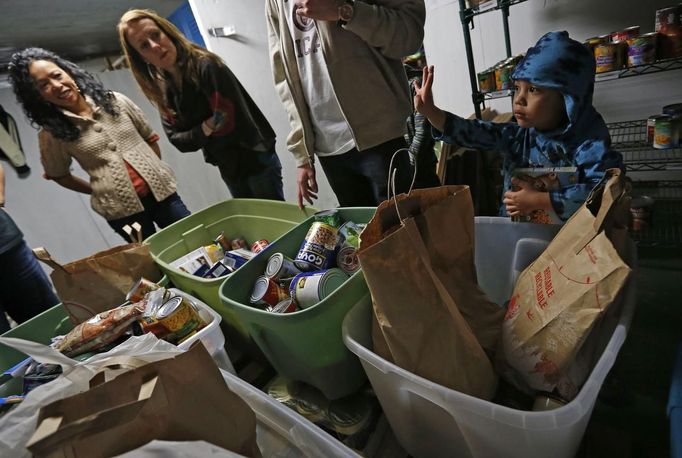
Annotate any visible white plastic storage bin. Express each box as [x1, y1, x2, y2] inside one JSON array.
[[343, 217, 637, 458], [169, 288, 234, 374], [222, 369, 360, 457]]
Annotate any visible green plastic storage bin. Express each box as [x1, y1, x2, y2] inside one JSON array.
[[219, 208, 375, 400], [145, 199, 316, 341]]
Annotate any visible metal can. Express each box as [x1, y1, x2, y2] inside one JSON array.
[[294, 221, 339, 271], [126, 277, 160, 303], [648, 114, 668, 144], [139, 296, 203, 344], [595, 41, 625, 73], [494, 60, 515, 91], [265, 252, 302, 282], [611, 26, 640, 43], [627, 33, 658, 66], [477, 69, 496, 93], [231, 236, 249, 250], [289, 268, 348, 309], [250, 275, 290, 306], [654, 115, 673, 149], [337, 221, 363, 249], [663, 104, 682, 147], [251, 239, 269, 254], [215, 232, 231, 251], [313, 209, 342, 227], [337, 246, 360, 275], [265, 297, 297, 314], [656, 6, 682, 58]]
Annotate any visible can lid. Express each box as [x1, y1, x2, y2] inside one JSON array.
[[156, 296, 183, 319], [250, 276, 270, 303], [265, 253, 284, 278], [318, 268, 349, 299], [270, 298, 294, 313]]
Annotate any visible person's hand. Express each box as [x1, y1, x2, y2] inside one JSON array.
[[295, 0, 340, 21], [414, 66, 446, 131], [297, 163, 318, 208], [503, 177, 552, 217]]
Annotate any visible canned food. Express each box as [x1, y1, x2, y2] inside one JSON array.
[[139, 296, 203, 344], [314, 209, 342, 227], [250, 275, 290, 306], [289, 268, 348, 309], [265, 298, 297, 314], [294, 221, 339, 271], [126, 277, 160, 303], [337, 246, 360, 275], [656, 6, 682, 58], [611, 26, 640, 43], [663, 104, 682, 147], [265, 252, 302, 282], [648, 115, 668, 144], [595, 41, 626, 73], [494, 61, 515, 91], [231, 236, 249, 250], [654, 115, 673, 149], [627, 33, 658, 66], [477, 69, 496, 93], [251, 239, 269, 254], [215, 232, 231, 251], [630, 196, 655, 232], [337, 221, 363, 249]]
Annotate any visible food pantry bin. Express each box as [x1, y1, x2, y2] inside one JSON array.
[[0, 288, 233, 397], [342, 217, 637, 458], [144, 199, 316, 340], [219, 208, 375, 400]]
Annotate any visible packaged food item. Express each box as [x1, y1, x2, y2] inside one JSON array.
[[663, 103, 682, 147], [648, 114, 668, 143], [314, 209, 342, 227], [170, 245, 223, 276], [265, 252, 302, 282], [477, 69, 496, 93], [215, 232, 232, 251], [289, 268, 348, 309], [294, 221, 339, 271], [584, 34, 610, 54], [656, 5, 682, 58], [251, 239, 270, 254], [611, 26, 640, 43], [55, 302, 145, 357], [202, 260, 234, 279], [224, 248, 255, 270], [138, 295, 204, 344], [595, 41, 626, 73], [125, 277, 160, 303], [231, 236, 249, 250], [250, 275, 290, 306], [654, 114, 674, 149], [494, 59, 516, 91], [627, 33, 658, 66]]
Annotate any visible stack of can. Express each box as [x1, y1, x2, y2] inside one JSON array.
[[477, 55, 523, 94], [249, 210, 364, 314], [649, 103, 682, 149]]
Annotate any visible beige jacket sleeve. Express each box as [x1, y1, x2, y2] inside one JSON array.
[[344, 0, 426, 59], [265, 0, 313, 167], [38, 130, 72, 178], [114, 92, 157, 142]]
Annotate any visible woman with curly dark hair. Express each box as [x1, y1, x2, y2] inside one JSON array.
[[8, 47, 190, 241], [118, 9, 284, 201]]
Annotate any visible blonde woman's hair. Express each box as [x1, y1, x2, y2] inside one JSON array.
[[117, 9, 222, 110]]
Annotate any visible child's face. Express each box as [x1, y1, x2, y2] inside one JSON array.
[[513, 80, 567, 132]]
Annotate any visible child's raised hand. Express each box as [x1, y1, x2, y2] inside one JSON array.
[[413, 66, 446, 131], [504, 177, 552, 217]]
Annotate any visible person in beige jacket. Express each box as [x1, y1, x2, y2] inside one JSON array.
[[9, 48, 190, 241], [267, 0, 425, 208]]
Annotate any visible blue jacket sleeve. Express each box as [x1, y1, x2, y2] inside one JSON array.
[[548, 140, 624, 220], [432, 111, 521, 152]]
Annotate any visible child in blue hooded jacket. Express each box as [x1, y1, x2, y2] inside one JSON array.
[[414, 31, 623, 222]]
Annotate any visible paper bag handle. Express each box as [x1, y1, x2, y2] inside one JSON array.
[[33, 247, 68, 273], [387, 148, 417, 225], [122, 223, 143, 244], [88, 355, 151, 388], [590, 168, 625, 233]]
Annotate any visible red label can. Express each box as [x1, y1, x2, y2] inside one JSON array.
[[251, 239, 270, 253], [250, 275, 290, 306]]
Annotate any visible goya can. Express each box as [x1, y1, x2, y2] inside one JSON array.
[[654, 115, 673, 149], [289, 268, 348, 309], [627, 33, 658, 66], [250, 275, 290, 306], [251, 239, 270, 254], [294, 221, 338, 271], [266, 252, 302, 282], [337, 246, 360, 275], [126, 277, 160, 303], [139, 296, 203, 344]]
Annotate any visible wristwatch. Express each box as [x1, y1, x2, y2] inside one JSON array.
[[338, 0, 355, 27]]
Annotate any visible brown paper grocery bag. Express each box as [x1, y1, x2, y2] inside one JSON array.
[[27, 342, 260, 458], [34, 243, 162, 324], [501, 169, 632, 399], [358, 186, 503, 400]]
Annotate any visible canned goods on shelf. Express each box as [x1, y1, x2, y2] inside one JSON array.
[[611, 26, 640, 43], [477, 69, 496, 93], [494, 60, 515, 91], [289, 268, 348, 309], [648, 114, 668, 144], [595, 41, 626, 73], [654, 114, 674, 149], [626, 33, 658, 66]]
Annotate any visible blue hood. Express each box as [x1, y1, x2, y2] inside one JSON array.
[[512, 31, 607, 142]]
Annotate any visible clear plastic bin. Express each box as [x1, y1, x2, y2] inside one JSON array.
[[342, 217, 637, 458], [144, 199, 316, 341], [219, 208, 375, 400]]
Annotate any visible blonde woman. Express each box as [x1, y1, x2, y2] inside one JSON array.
[[118, 9, 284, 200]]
